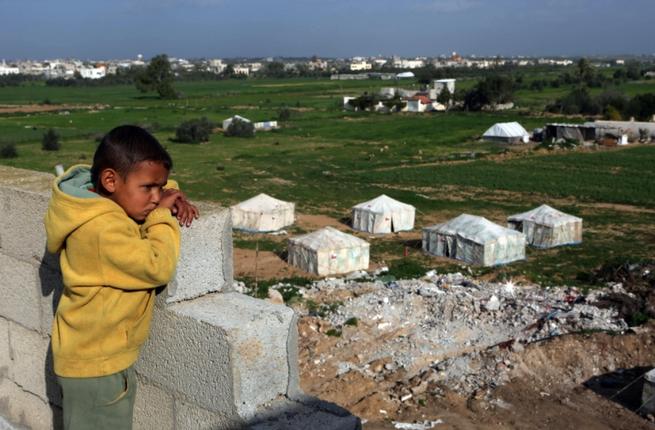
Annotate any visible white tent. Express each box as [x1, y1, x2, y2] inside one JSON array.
[[222, 115, 251, 130], [231, 193, 295, 232], [423, 214, 526, 266], [352, 194, 415, 234], [507, 204, 582, 248], [288, 227, 370, 276], [483, 122, 530, 144]]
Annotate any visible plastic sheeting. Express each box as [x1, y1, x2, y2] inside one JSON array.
[[231, 193, 295, 232], [507, 204, 582, 248], [483, 122, 529, 143], [423, 214, 526, 266], [288, 227, 370, 276], [222, 115, 251, 130], [352, 194, 415, 234]]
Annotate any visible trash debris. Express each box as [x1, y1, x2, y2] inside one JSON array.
[[393, 419, 444, 429]]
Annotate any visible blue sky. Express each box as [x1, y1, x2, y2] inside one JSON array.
[[1, 0, 653, 59]]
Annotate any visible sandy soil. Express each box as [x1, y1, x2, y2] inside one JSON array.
[[300, 323, 655, 430]]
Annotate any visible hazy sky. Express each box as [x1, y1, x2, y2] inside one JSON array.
[[2, 0, 653, 59]]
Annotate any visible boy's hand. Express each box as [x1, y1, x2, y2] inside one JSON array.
[[158, 189, 199, 227], [172, 196, 199, 227]]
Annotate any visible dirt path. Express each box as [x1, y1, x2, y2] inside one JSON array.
[[0, 103, 109, 114]]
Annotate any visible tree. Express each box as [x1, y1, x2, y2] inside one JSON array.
[[224, 118, 255, 138], [42, 128, 60, 151], [463, 75, 514, 111], [0, 143, 18, 158], [135, 54, 177, 99], [436, 86, 452, 106], [261, 61, 287, 78], [175, 117, 214, 143]]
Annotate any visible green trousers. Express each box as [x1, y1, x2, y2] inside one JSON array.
[[57, 366, 137, 430]]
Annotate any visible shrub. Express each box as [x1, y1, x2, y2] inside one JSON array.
[[277, 107, 291, 121], [224, 118, 255, 138], [0, 143, 18, 158], [175, 117, 214, 143], [42, 129, 60, 151]]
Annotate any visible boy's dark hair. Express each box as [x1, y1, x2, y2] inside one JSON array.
[[91, 125, 172, 190]]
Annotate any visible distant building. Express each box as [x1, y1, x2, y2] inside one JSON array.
[[350, 61, 372, 71], [233, 66, 250, 76], [79, 66, 106, 80], [0, 61, 19, 76]]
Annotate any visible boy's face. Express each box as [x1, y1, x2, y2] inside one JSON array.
[[102, 161, 170, 222]]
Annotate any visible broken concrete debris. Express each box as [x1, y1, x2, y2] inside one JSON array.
[[264, 270, 629, 399]]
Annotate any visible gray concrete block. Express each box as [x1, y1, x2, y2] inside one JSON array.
[[0, 254, 42, 333], [0, 377, 60, 430], [0, 319, 9, 378], [0, 187, 51, 266], [167, 204, 234, 303], [7, 322, 59, 406], [170, 293, 295, 419], [133, 375, 174, 430], [174, 399, 242, 430], [137, 293, 295, 421], [136, 302, 236, 418]]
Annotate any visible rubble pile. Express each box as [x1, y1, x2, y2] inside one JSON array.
[[273, 271, 630, 397]]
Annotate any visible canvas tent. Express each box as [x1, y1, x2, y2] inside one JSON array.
[[507, 204, 582, 248], [352, 194, 415, 234], [288, 227, 370, 276], [423, 214, 526, 266], [483, 122, 530, 144], [230, 193, 295, 232]]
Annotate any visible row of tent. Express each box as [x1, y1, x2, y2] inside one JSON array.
[[230, 193, 582, 276]]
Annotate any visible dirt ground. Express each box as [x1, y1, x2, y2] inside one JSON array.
[[0, 103, 109, 114], [300, 322, 655, 430]]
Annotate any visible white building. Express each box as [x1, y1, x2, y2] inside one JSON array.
[[0, 61, 19, 76], [350, 61, 372, 71], [79, 66, 106, 79], [233, 66, 250, 76]]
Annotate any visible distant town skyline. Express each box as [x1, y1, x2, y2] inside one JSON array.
[[2, 0, 653, 60]]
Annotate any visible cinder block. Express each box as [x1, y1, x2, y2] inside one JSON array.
[[0, 254, 42, 332], [167, 204, 233, 303], [174, 399, 242, 430], [133, 375, 174, 430], [0, 187, 51, 266], [0, 377, 60, 430], [0, 318, 9, 377], [7, 322, 59, 406], [137, 293, 295, 421]]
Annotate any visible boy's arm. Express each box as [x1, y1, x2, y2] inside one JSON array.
[[98, 208, 181, 290]]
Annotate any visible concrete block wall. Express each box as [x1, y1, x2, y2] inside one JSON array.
[[0, 165, 360, 430]]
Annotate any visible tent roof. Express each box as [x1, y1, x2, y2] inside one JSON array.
[[232, 193, 293, 212], [290, 227, 369, 251], [483, 122, 529, 138], [508, 204, 581, 226], [225, 114, 251, 123], [424, 214, 523, 245], [352, 194, 415, 213]]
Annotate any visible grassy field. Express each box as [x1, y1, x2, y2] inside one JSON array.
[[1, 77, 654, 287]]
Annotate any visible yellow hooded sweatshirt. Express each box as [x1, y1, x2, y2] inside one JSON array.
[[44, 165, 180, 378]]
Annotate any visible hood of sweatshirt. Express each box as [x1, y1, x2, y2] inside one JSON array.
[[44, 164, 124, 253]]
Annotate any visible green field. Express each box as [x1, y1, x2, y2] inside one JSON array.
[[1, 77, 654, 287]]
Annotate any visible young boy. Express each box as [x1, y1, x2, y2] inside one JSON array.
[[44, 125, 198, 429]]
